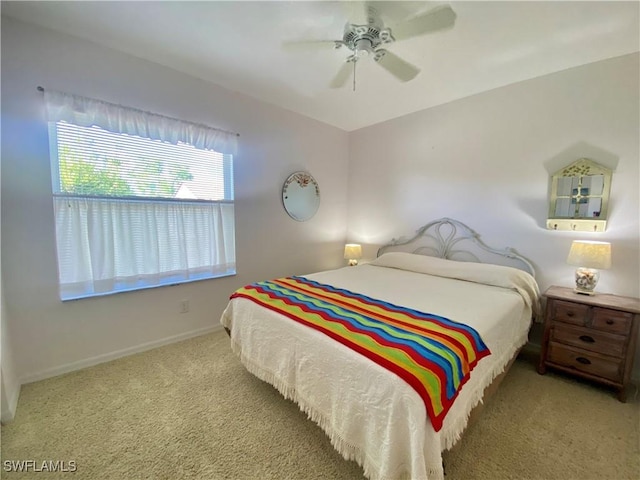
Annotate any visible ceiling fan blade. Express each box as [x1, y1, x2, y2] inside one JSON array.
[[329, 62, 353, 89], [366, 1, 415, 24], [282, 40, 342, 52], [374, 50, 420, 82], [363, 1, 383, 28], [390, 5, 456, 42]]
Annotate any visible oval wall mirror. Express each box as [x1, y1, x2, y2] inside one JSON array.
[[282, 171, 320, 221]]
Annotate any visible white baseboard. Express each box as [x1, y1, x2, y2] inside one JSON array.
[[20, 324, 222, 386]]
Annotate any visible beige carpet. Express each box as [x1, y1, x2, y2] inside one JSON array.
[[1, 330, 638, 480]]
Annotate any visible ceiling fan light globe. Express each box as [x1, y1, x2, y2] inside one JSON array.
[[355, 38, 373, 53]]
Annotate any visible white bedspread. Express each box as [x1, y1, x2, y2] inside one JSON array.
[[221, 255, 539, 480]]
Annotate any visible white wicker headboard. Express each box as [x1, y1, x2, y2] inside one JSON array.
[[377, 218, 536, 277]]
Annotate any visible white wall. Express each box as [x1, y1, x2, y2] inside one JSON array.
[[2, 14, 639, 399], [1, 90, 20, 421], [1, 282, 20, 423], [1, 146, 20, 422], [348, 53, 640, 376], [0, 16, 349, 384]]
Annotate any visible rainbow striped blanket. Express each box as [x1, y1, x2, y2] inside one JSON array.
[[230, 276, 491, 431]]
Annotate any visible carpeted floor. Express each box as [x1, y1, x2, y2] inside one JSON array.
[[1, 329, 638, 480]]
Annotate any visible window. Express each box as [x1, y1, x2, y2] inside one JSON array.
[[44, 90, 238, 300]]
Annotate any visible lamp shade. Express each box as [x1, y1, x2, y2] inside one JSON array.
[[344, 243, 362, 260], [566, 240, 611, 269]]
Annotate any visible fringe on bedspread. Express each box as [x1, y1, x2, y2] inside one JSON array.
[[227, 330, 528, 480], [227, 335, 441, 480], [439, 331, 529, 452]]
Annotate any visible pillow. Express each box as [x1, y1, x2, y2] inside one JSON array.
[[370, 252, 541, 315]]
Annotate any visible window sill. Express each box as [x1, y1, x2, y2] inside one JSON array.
[[60, 270, 236, 302]]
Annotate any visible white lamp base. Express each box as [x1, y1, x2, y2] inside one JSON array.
[[574, 267, 600, 295], [348, 259, 358, 266]]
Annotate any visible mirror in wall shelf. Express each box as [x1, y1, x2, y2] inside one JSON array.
[[547, 158, 612, 232], [282, 171, 320, 221]]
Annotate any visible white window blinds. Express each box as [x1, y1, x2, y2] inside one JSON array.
[[45, 90, 237, 300]]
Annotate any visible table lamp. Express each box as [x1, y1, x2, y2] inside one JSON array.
[[344, 244, 362, 266], [566, 240, 611, 295]]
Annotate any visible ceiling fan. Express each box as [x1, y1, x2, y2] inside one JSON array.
[[284, 2, 457, 90]]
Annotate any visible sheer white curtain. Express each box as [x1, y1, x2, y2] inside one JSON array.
[[54, 198, 235, 298], [45, 90, 238, 300]]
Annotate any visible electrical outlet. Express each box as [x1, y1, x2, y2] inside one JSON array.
[[180, 300, 189, 314]]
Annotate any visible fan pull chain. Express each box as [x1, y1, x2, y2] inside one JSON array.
[[353, 60, 356, 92]]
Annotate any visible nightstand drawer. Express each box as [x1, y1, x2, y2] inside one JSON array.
[[552, 323, 626, 358], [548, 342, 622, 382], [592, 308, 632, 335], [553, 300, 589, 326]]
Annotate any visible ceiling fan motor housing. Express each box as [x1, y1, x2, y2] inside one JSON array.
[[343, 24, 394, 55]]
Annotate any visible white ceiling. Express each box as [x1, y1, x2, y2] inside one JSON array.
[[2, 1, 639, 131]]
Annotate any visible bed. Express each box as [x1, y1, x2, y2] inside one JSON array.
[[220, 218, 540, 480]]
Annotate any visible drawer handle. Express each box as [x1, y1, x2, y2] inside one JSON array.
[[576, 357, 591, 365], [566, 312, 575, 317], [579, 335, 595, 343], [606, 319, 614, 325]]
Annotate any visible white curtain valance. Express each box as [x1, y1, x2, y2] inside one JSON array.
[[44, 89, 238, 156]]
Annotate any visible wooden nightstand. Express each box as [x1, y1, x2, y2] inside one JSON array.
[[537, 286, 640, 402]]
